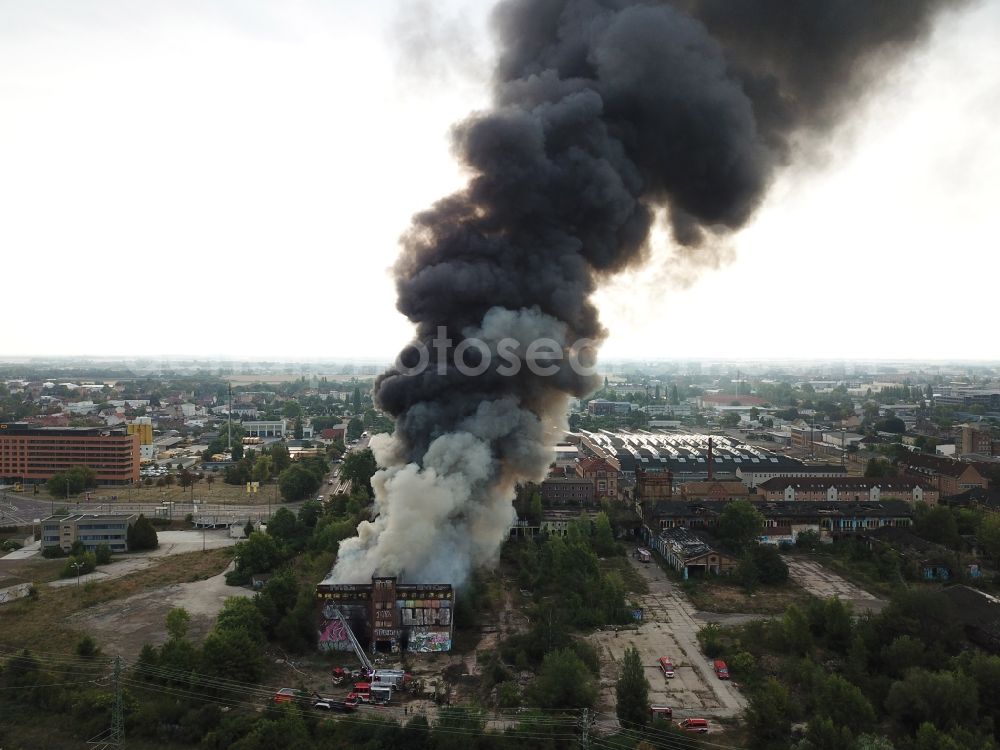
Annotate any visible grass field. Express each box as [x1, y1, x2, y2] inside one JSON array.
[[681, 576, 813, 615], [0, 547, 233, 656]]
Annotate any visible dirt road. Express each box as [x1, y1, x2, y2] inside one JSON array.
[[589, 558, 748, 730]]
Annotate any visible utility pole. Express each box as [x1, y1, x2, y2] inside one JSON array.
[[580, 708, 589, 750], [111, 655, 124, 747]]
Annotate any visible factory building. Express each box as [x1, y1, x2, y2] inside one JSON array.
[[316, 575, 453, 654]]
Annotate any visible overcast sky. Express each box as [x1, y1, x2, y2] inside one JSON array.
[[1, 0, 998, 363]]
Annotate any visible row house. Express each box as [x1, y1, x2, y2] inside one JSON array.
[[757, 477, 938, 505], [897, 453, 990, 496]]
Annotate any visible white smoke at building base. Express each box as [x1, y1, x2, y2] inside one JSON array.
[[330, 308, 575, 584]]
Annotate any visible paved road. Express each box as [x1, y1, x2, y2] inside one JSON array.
[[784, 557, 885, 613], [589, 557, 748, 731]]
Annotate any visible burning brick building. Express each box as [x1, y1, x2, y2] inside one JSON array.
[[316, 575, 453, 654]]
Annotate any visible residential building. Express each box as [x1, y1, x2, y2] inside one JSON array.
[[736, 463, 848, 489], [0, 423, 140, 485], [959, 424, 995, 456], [231, 405, 260, 420], [40, 512, 138, 554], [576, 455, 619, 499], [540, 476, 595, 505], [897, 453, 989, 496], [757, 477, 938, 505]]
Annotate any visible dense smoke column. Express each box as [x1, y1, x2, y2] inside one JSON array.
[[330, 0, 962, 585]]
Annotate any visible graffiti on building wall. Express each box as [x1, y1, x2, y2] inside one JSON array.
[[398, 599, 451, 627], [317, 603, 354, 652], [409, 629, 451, 653]]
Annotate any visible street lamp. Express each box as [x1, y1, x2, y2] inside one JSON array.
[[71, 560, 84, 588]]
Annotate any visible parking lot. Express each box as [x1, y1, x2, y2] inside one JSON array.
[[589, 557, 748, 730]]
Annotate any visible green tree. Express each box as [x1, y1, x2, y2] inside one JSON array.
[[801, 717, 854, 750], [528, 491, 543, 524], [127, 514, 159, 551], [278, 464, 321, 502], [251, 454, 272, 483], [94, 543, 112, 565], [178, 468, 196, 488], [593, 512, 616, 556], [341, 448, 377, 497], [817, 674, 875, 730], [720, 412, 741, 427], [233, 532, 283, 575], [346, 417, 364, 441], [530, 648, 597, 709], [718, 500, 764, 552], [46, 465, 97, 497], [270, 443, 291, 474], [783, 604, 813, 656], [352, 387, 362, 413], [745, 677, 791, 750], [293, 418, 303, 440], [165, 607, 191, 641], [615, 646, 650, 727], [282, 400, 303, 420], [215, 597, 266, 645], [885, 669, 978, 733], [915, 505, 960, 548], [267, 507, 302, 549], [751, 544, 789, 584], [202, 627, 264, 683]]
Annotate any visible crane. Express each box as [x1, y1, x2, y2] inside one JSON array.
[[329, 608, 373, 684]]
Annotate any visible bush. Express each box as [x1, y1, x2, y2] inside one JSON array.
[[796, 530, 821, 549], [41, 546, 65, 561], [76, 634, 100, 659], [61, 552, 97, 578], [95, 543, 112, 565], [752, 544, 789, 585]]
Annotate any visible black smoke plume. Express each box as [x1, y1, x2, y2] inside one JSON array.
[[330, 0, 964, 584]]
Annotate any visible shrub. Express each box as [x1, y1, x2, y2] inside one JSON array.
[[95, 543, 112, 565], [76, 634, 100, 659], [61, 552, 97, 578]]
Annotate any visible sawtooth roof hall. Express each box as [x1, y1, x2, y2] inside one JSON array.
[[578, 430, 836, 482]]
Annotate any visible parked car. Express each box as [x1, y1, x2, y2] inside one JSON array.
[[314, 700, 357, 713], [714, 659, 729, 680], [678, 718, 709, 734], [658, 657, 675, 678]]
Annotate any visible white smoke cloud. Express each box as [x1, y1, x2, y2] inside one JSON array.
[[328, 308, 573, 585]]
